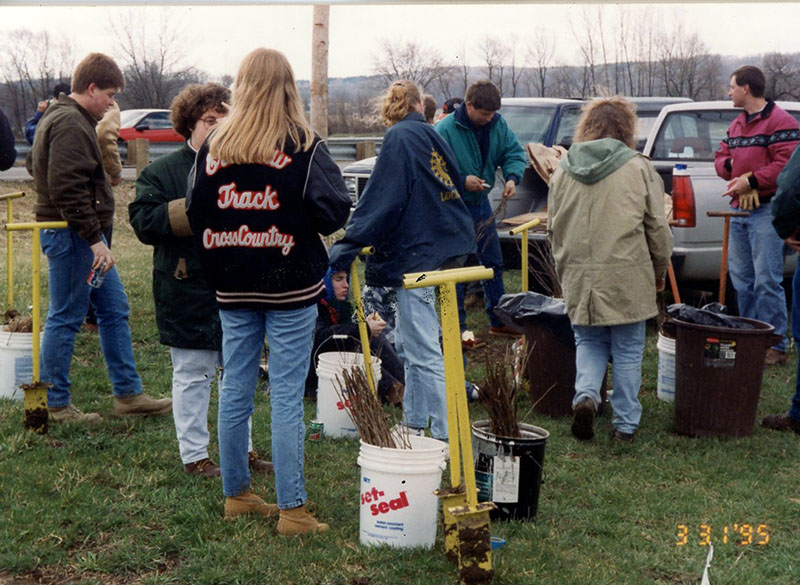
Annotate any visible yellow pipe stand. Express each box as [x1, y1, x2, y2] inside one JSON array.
[[4, 220, 68, 434], [403, 265, 496, 585], [349, 246, 377, 396], [508, 218, 541, 293], [1, 191, 25, 309]]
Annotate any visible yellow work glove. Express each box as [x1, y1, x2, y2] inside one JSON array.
[[738, 172, 760, 210]]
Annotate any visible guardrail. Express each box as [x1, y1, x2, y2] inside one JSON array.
[[12, 136, 383, 165]]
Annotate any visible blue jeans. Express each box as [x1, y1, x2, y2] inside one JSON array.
[[40, 228, 142, 408], [457, 198, 505, 330], [729, 204, 787, 352], [218, 305, 316, 508], [572, 321, 646, 435], [394, 286, 448, 440]]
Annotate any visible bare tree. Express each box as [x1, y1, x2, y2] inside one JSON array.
[[110, 9, 200, 108], [477, 36, 509, 91], [570, 7, 599, 97], [527, 33, 555, 97], [763, 52, 800, 100], [372, 38, 452, 91], [0, 29, 73, 133], [506, 35, 527, 97], [655, 20, 719, 99]]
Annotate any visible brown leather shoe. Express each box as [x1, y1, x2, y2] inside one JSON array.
[[610, 429, 635, 442], [761, 413, 800, 434], [248, 451, 273, 474], [277, 503, 329, 535], [184, 458, 220, 478], [224, 490, 279, 520], [571, 397, 596, 441], [764, 348, 788, 367]]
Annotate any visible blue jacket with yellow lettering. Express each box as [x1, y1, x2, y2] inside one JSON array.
[[330, 112, 476, 287]]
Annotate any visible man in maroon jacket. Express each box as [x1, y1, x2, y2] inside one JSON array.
[[715, 65, 800, 366]]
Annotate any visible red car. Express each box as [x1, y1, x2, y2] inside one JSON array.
[[118, 109, 184, 143]]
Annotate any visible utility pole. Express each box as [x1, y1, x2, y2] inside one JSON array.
[[311, 5, 329, 139]]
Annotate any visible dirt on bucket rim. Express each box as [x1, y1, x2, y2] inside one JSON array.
[[2, 310, 34, 333]]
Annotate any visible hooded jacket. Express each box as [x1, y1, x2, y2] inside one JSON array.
[[547, 138, 673, 326], [435, 103, 527, 206], [771, 144, 800, 239], [329, 112, 476, 287]]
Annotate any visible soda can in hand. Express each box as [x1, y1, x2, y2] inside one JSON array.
[[87, 263, 107, 288]]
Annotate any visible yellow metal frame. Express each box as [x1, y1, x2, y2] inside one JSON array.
[[508, 217, 541, 293], [403, 265, 496, 581], [1, 191, 26, 308], [348, 246, 377, 396], [3, 221, 68, 383]]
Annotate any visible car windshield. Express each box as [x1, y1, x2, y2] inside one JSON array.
[[120, 110, 148, 127], [499, 105, 559, 144]]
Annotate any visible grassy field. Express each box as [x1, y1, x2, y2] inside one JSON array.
[[1, 180, 799, 585]]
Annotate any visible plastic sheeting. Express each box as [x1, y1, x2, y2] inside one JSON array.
[[494, 292, 575, 347], [666, 303, 755, 330]]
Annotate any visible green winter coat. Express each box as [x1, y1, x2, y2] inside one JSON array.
[[435, 108, 527, 206], [547, 138, 673, 326], [129, 143, 221, 351]]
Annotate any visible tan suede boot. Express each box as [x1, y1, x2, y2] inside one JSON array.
[[277, 504, 329, 535], [224, 490, 279, 520], [113, 393, 172, 417]]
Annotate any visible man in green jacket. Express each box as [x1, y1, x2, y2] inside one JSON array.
[[130, 83, 271, 478], [32, 52, 171, 424], [436, 80, 527, 341]]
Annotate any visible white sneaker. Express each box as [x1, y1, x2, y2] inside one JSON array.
[[466, 383, 480, 402], [390, 423, 426, 439]]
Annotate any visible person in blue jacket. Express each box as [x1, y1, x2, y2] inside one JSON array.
[[436, 80, 527, 343], [329, 79, 476, 442], [768, 143, 800, 435], [25, 83, 71, 145]]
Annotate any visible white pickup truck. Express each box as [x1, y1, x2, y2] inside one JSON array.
[[641, 100, 800, 283]]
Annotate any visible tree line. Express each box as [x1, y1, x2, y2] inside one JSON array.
[[3, 7, 800, 138]]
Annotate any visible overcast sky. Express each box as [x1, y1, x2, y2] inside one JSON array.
[[1, 3, 800, 81]]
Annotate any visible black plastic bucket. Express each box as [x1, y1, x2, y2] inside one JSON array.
[[471, 420, 548, 521]]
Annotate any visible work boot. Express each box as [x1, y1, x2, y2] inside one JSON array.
[[764, 349, 788, 367], [277, 503, 329, 535], [609, 429, 635, 442], [113, 393, 172, 417], [248, 451, 273, 474], [760, 413, 800, 434], [571, 397, 596, 441], [224, 490, 279, 520], [184, 458, 221, 478], [48, 404, 102, 424]]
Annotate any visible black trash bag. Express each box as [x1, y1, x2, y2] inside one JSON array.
[[666, 303, 755, 330], [494, 292, 575, 347]]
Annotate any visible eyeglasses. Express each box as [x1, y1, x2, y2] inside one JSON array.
[[200, 117, 223, 128]]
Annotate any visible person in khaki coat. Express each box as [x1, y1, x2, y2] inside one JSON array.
[[547, 96, 672, 442]]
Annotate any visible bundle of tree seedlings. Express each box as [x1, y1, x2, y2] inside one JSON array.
[[479, 349, 521, 438], [528, 240, 562, 298], [334, 366, 409, 449], [2, 311, 33, 333]]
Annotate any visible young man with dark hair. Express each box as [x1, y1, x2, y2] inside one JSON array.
[[32, 52, 171, 423], [714, 65, 800, 366], [435, 79, 527, 343]]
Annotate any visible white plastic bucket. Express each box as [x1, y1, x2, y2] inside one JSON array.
[[316, 351, 381, 438], [0, 330, 37, 401], [357, 435, 447, 549], [657, 333, 676, 402]]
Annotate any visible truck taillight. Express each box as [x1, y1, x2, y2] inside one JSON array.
[[672, 164, 696, 228]]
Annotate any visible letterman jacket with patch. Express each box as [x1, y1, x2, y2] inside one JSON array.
[[186, 135, 351, 311], [714, 99, 800, 203]]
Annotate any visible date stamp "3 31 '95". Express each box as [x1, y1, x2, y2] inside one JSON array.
[[676, 523, 770, 546]]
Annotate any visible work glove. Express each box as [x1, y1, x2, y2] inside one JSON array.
[[738, 172, 760, 210]]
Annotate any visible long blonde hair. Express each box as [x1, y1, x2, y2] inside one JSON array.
[[210, 48, 314, 163], [380, 80, 421, 127]]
